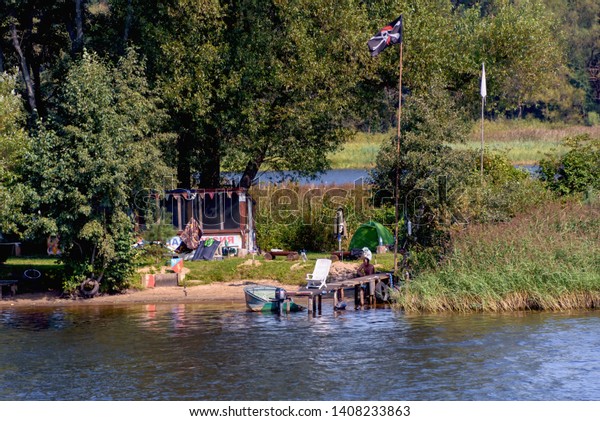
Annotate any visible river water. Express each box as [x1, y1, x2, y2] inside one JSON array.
[[1, 302, 599, 401], [224, 166, 538, 186]]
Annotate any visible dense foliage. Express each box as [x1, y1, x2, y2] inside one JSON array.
[[539, 134, 600, 196], [252, 182, 395, 252], [0, 72, 29, 234], [1, 0, 597, 188], [22, 51, 173, 292]]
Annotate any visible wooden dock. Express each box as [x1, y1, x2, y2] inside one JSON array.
[[286, 273, 393, 314]]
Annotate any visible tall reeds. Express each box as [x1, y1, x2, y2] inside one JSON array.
[[394, 200, 600, 312]]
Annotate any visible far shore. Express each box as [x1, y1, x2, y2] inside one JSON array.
[[0, 279, 296, 308]]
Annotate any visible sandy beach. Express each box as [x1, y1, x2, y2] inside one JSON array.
[[0, 261, 363, 308], [0, 279, 296, 308]]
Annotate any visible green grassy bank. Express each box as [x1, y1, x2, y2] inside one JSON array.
[[0, 257, 64, 293], [182, 252, 396, 287], [329, 120, 600, 168], [392, 200, 600, 313]]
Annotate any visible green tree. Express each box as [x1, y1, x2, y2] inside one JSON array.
[[134, 0, 394, 188], [0, 0, 85, 119], [539, 134, 600, 195], [135, 0, 226, 188], [443, 0, 571, 119], [370, 82, 473, 251], [544, 0, 600, 114], [359, 0, 571, 127], [0, 71, 30, 234], [223, 0, 383, 188], [23, 50, 173, 292]]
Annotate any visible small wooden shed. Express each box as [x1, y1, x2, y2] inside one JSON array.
[[163, 188, 255, 256]]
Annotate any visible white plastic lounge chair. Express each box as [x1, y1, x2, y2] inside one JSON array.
[[306, 259, 332, 289]]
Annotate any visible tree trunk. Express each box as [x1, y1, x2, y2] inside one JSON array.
[[200, 138, 221, 188], [123, 0, 133, 44], [197, 125, 221, 188], [73, 0, 84, 53], [9, 22, 37, 116], [177, 125, 223, 189], [201, 158, 221, 188], [239, 151, 266, 189], [176, 132, 193, 189], [30, 57, 45, 118]]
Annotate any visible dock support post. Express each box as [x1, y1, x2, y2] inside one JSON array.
[[333, 289, 338, 310], [308, 296, 313, 314], [312, 295, 317, 314], [369, 279, 376, 305], [359, 285, 365, 308], [354, 285, 360, 309], [317, 294, 322, 314]]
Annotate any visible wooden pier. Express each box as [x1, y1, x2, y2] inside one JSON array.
[[286, 273, 393, 314]]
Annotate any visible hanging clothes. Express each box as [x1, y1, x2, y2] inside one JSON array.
[[179, 218, 202, 250]]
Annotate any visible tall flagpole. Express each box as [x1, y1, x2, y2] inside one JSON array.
[[393, 41, 403, 274], [367, 14, 404, 275], [480, 95, 484, 179], [480, 63, 487, 180]]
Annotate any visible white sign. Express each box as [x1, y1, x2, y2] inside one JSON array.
[[202, 235, 242, 248]]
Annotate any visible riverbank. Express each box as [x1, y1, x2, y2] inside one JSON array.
[[0, 259, 368, 308], [0, 279, 288, 308]]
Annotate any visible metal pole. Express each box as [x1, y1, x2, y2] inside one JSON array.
[[393, 42, 404, 274], [480, 96, 484, 180]]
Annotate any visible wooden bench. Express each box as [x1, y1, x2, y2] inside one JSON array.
[[263, 251, 300, 261], [0, 280, 18, 298]]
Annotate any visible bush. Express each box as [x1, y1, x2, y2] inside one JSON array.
[[252, 182, 387, 252], [464, 151, 552, 223], [587, 112, 600, 126], [539, 134, 600, 195]]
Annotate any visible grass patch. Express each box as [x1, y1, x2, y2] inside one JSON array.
[[393, 200, 600, 313], [183, 251, 398, 286], [0, 256, 64, 293], [329, 121, 600, 168], [461, 119, 600, 165], [328, 131, 389, 169], [184, 255, 319, 286]]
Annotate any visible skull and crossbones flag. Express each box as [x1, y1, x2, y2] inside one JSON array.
[[367, 15, 403, 57]]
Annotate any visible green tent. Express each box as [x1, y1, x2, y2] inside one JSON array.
[[349, 221, 395, 252]]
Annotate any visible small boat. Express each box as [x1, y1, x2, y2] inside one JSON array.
[[243, 285, 305, 313]]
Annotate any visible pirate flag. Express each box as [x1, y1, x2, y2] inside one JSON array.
[[367, 15, 403, 57]]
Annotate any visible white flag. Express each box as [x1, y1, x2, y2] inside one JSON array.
[[481, 63, 487, 98]]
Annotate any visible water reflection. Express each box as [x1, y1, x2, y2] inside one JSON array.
[[1, 305, 599, 400], [0, 309, 72, 331]]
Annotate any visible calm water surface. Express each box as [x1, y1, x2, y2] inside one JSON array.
[[1, 303, 599, 401]]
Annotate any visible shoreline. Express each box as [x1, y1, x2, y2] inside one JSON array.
[[0, 279, 295, 308]]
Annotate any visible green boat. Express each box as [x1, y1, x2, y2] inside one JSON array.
[[243, 285, 305, 313]]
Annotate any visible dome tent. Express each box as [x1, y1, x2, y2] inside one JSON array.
[[349, 221, 394, 253]]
